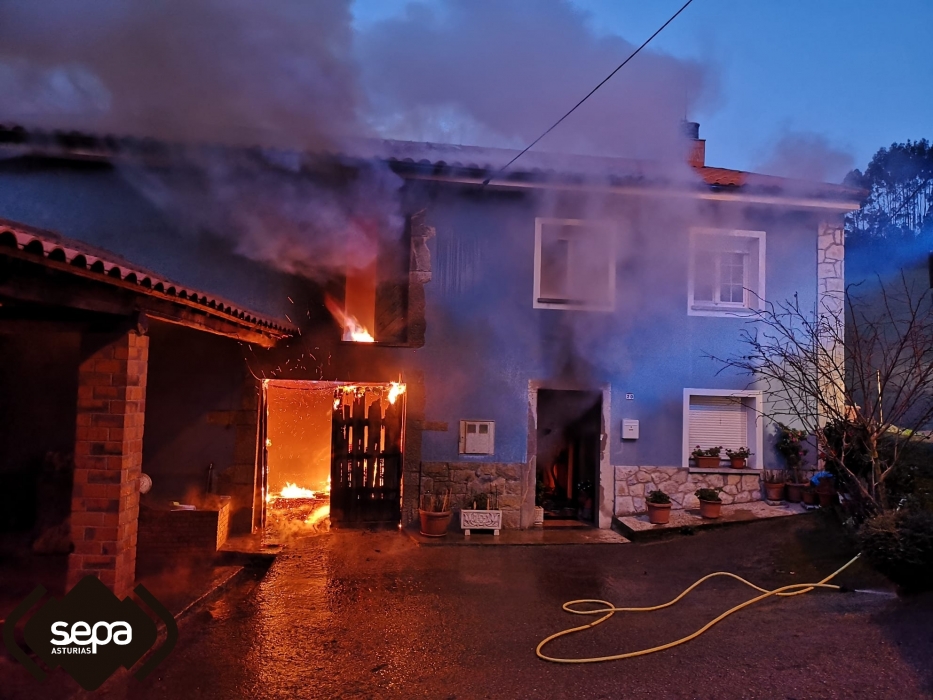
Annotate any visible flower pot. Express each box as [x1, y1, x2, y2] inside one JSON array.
[[460, 508, 503, 536], [802, 489, 818, 506], [694, 456, 722, 469], [646, 502, 672, 525], [729, 457, 747, 469], [533, 506, 545, 526], [785, 482, 806, 503], [698, 499, 722, 519], [419, 509, 452, 537], [764, 482, 785, 501], [818, 491, 836, 508]]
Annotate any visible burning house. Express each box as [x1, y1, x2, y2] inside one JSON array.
[[0, 123, 862, 598]]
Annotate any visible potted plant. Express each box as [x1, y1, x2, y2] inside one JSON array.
[[764, 470, 785, 501], [725, 447, 751, 469], [691, 445, 723, 469], [460, 489, 503, 537], [776, 424, 809, 502], [814, 471, 836, 508], [419, 489, 451, 537], [646, 489, 672, 525], [695, 487, 723, 519], [533, 478, 545, 526], [802, 486, 818, 506]]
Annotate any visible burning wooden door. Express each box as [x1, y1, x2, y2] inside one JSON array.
[[330, 390, 404, 525]]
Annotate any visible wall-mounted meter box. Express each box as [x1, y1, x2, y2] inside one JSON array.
[[622, 419, 639, 440], [459, 420, 495, 454]]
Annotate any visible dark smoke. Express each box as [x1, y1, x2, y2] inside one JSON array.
[[358, 0, 716, 160], [0, 0, 718, 278]]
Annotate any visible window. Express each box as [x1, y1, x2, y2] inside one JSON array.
[[459, 420, 495, 455], [682, 389, 763, 470], [327, 219, 412, 344], [534, 218, 615, 310], [688, 229, 765, 316]]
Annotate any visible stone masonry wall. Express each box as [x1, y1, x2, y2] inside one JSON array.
[[420, 462, 525, 528], [614, 466, 763, 515]]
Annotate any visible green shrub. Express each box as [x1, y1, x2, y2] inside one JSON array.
[[646, 489, 671, 505], [694, 487, 722, 503], [859, 510, 933, 592]]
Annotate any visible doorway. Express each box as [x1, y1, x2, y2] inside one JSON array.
[[536, 389, 602, 526], [261, 380, 405, 532]]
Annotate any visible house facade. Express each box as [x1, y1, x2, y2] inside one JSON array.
[[0, 125, 861, 595]]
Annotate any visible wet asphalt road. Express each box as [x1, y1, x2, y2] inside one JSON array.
[[4, 514, 933, 699]]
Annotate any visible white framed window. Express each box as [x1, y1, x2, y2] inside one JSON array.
[[681, 389, 763, 470], [688, 228, 765, 316], [533, 218, 615, 311]]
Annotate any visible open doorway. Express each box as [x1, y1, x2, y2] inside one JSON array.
[[536, 389, 602, 526], [261, 380, 406, 533]]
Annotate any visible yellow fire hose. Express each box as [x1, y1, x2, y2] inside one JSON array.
[[536, 553, 862, 663]]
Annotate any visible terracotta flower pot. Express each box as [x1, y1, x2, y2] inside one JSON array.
[[419, 509, 452, 537], [802, 489, 818, 506], [698, 499, 722, 519], [818, 491, 836, 508], [729, 457, 747, 469], [646, 502, 672, 525], [764, 482, 785, 501], [694, 456, 721, 469], [785, 483, 806, 503]]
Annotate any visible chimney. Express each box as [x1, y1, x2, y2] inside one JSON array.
[[682, 120, 705, 168]]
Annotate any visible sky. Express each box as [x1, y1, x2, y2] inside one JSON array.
[[352, 0, 933, 180]]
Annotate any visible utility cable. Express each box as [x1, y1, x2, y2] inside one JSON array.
[[483, 0, 697, 186], [536, 553, 861, 663]]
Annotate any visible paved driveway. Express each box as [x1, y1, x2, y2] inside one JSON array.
[[4, 514, 932, 699]]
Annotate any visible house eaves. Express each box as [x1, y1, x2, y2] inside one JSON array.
[[0, 219, 295, 347]]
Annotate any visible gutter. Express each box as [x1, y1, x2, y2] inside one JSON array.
[[400, 171, 862, 213]]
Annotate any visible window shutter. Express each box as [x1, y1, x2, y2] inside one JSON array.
[[688, 396, 747, 450]]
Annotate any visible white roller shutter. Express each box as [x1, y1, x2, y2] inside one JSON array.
[[688, 395, 747, 451]]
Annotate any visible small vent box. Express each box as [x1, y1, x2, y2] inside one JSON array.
[[459, 420, 495, 455]]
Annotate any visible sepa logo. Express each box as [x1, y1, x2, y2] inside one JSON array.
[[3, 576, 177, 691]]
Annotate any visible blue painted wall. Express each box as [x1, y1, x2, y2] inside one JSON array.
[[0, 159, 828, 473]]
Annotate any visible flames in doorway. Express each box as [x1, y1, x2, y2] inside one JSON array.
[[266, 478, 332, 533]]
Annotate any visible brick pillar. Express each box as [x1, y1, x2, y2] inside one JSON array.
[[67, 330, 148, 599]]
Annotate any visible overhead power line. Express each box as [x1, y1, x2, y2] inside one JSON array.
[[483, 0, 697, 186]]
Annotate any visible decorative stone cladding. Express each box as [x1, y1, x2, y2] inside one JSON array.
[[817, 222, 845, 316], [419, 462, 525, 529], [614, 466, 763, 515]]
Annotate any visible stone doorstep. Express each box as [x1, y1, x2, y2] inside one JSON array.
[[403, 525, 629, 546], [614, 501, 809, 540]]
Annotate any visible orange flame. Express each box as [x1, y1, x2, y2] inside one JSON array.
[[279, 482, 316, 499], [388, 382, 405, 405], [324, 295, 374, 343]]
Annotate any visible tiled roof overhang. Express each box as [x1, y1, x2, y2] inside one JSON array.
[[0, 219, 295, 347]]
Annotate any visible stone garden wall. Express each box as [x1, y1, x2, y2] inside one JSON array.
[[614, 466, 763, 516], [419, 462, 526, 528]]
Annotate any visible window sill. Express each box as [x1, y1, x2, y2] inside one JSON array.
[[535, 299, 614, 312], [688, 305, 756, 317], [338, 340, 414, 348], [688, 467, 762, 475]]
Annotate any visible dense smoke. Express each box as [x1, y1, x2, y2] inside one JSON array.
[[0, 0, 362, 148], [755, 131, 855, 185], [358, 0, 715, 160], [0, 0, 720, 279]]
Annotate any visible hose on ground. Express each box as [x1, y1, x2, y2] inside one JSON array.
[[536, 553, 862, 664]]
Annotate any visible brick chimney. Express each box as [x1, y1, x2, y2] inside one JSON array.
[[682, 120, 705, 168]]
